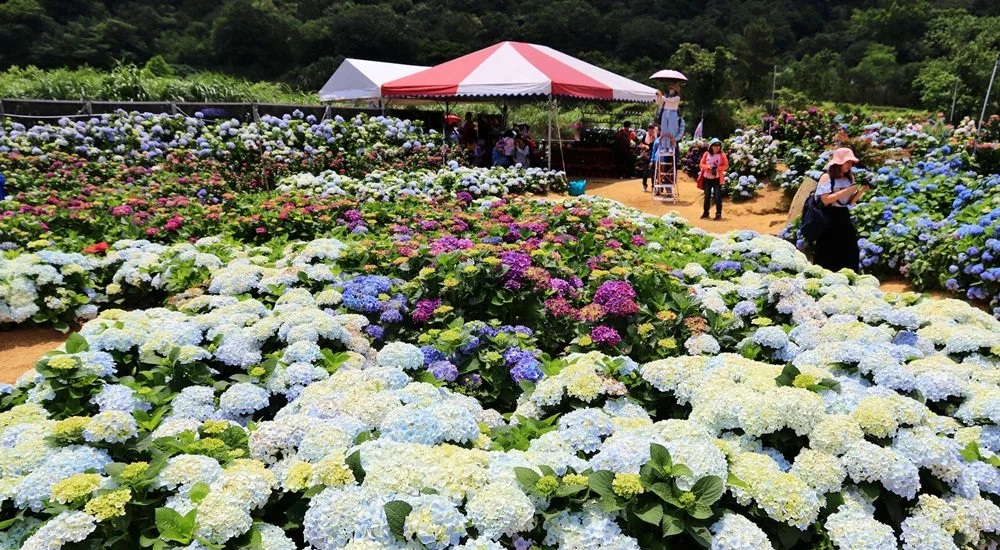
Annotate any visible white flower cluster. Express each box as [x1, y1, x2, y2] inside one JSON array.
[[725, 128, 780, 181], [1, 236, 357, 329], [277, 164, 566, 202], [0, 252, 99, 323]]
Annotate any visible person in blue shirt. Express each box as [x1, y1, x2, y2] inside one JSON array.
[[647, 117, 685, 190], [0, 173, 6, 201]]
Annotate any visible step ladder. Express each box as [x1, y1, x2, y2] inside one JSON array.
[[652, 138, 678, 202]]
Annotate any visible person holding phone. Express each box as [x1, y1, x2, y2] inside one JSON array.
[[813, 147, 870, 272], [698, 138, 728, 220]]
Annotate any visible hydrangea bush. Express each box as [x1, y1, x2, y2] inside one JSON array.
[[4, 106, 1000, 548], [784, 135, 1000, 314], [723, 129, 778, 201], [0, 112, 566, 252], [2, 195, 1000, 548]]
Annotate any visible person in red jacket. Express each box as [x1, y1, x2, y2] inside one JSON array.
[[699, 138, 729, 220], [614, 121, 637, 179]]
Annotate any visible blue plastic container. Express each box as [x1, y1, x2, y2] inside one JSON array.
[[568, 179, 587, 196]]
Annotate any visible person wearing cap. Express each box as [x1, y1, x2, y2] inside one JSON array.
[[698, 138, 729, 220], [813, 147, 870, 272]]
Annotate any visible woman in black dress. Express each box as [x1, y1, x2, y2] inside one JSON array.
[[813, 147, 870, 272]]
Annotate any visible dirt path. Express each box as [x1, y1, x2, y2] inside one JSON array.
[[566, 173, 792, 235], [0, 328, 66, 384]]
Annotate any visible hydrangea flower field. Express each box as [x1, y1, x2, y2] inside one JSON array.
[[775, 113, 1000, 314], [1, 111, 1000, 549]]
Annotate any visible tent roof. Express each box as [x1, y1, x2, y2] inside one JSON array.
[[381, 42, 658, 103], [318, 58, 428, 102]]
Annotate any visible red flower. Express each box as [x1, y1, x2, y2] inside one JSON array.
[[83, 242, 109, 255]]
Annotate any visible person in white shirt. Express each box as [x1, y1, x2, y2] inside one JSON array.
[[812, 147, 870, 271]]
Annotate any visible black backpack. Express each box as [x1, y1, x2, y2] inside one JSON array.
[[800, 194, 829, 241]]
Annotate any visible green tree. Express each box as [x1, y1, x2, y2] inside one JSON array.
[[919, 10, 1000, 119], [913, 60, 970, 119], [849, 1, 935, 64], [728, 17, 777, 101], [326, 3, 418, 63], [0, 0, 54, 67], [211, 0, 300, 79], [783, 50, 848, 103], [518, 1, 609, 55], [849, 43, 902, 106], [668, 43, 735, 134]]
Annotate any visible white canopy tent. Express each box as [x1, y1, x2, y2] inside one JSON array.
[[318, 59, 428, 103]]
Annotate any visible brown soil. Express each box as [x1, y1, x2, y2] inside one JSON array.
[[559, 172, 793, 235], [878, 278, 965, 302], [0, 328, 66, 384]]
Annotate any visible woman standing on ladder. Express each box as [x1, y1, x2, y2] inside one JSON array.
[[655, 83, 682, 152]]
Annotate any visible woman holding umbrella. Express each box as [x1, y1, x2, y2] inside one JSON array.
[[656, 85, 681, 151], [650, 70, 687, 154]]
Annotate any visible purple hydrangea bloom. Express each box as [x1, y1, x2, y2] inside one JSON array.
[[458, 336, 481, 355], [365, 325, 385, 340], [892, 331, 918, 347], [593, 280, 639, 316], [500, 325, 534, 337], [503, 347, 536, 366], [712, 260, 742, 272], [510, 359, 544, 383], [428, 360, 458, 382], [412, 298, 442, 323], [429, 236, 475, 255], [342, 275, 394, 314], [421, 345, 446, 365], [474, 324, 499, 339], [499, 251, 532, 290], [591, 325, 622, 347], [379, 309, 404, 324]]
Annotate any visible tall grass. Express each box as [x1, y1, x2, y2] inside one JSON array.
[[0, 64, 316, 104]]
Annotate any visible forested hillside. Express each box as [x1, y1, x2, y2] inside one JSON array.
[[1, 0, 998, 115]]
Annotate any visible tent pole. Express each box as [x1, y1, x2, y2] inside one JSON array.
[[444, 100, 450, 135], [547, 95, 553, 170], [556, 99, 566, 174]]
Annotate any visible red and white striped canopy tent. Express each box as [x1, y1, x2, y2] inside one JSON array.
[[381, 41, 658, 102], [381, 42, 659, 168]]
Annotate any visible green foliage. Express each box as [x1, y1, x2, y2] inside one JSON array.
[[0, 64, 314, 103], [0, 0, 997, 119], [514, 445, 729, 548]]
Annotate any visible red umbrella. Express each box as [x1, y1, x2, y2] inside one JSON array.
[[444, 114, 462, 125]]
